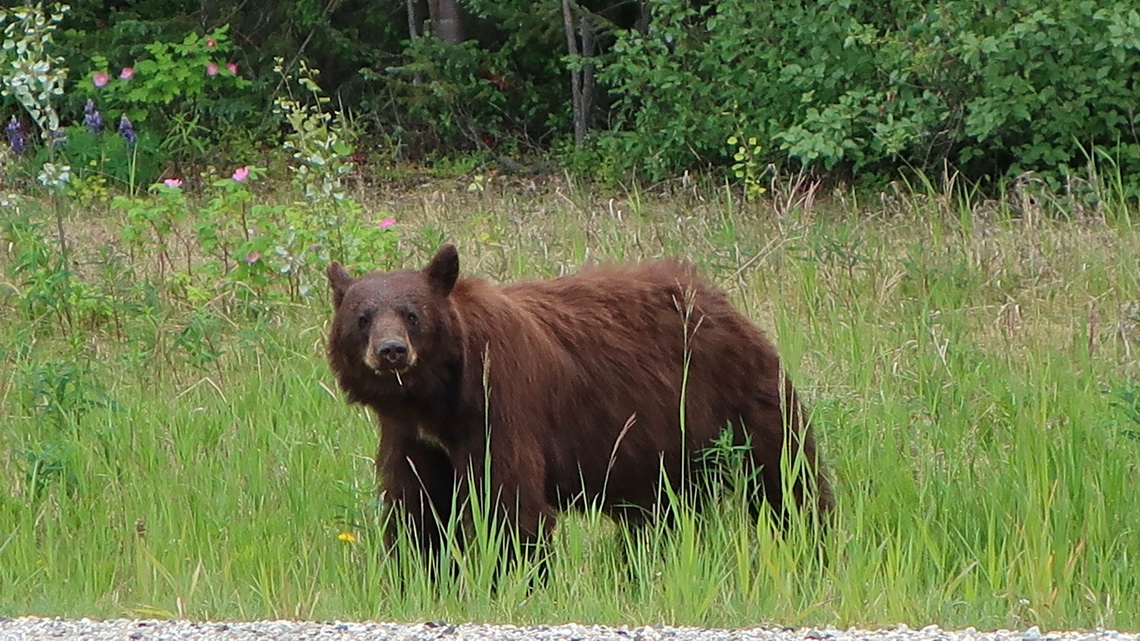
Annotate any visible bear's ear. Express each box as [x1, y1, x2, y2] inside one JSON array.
[[424, 244, 459, 296], [326, 262, 355, 308]]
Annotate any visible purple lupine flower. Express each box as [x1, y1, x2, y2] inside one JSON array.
[[6, 116, 27, 154], [84, 99, 103, 134], [118, 115, 137, 145], [49, 128, 67, 148]]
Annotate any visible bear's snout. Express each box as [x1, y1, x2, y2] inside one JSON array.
[[370, 338, 411, 371]]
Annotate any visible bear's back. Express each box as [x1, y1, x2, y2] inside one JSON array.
[[447, 259, 787, 512]]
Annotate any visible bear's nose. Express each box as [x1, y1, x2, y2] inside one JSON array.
[[376, 339, 409, 367]]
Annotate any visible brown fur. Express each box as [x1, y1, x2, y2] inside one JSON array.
[[326, 245, 832, 555]]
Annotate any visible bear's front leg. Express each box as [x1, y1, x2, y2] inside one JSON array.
[[378, 438, 456, 558]]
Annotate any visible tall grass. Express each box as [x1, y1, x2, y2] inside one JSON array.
[[1, 177, 1138, 629]]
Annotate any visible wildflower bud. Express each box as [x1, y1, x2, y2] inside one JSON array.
[[6, 116, 27, 154], [206, 61, 219, 77], [49, 128, 67, 148], [84, 99, 103, 134], [118, 115, 137, 146], [93, 71, 109, 88]]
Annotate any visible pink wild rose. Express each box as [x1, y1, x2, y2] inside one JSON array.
[[226, 62, 239, 75], [232, 166, 250, 182], [163, 178, 183, 188], [206, 38, 216, 47], [206, 61, 219, 77], [119, 67, 135, 80], [379, 218, 396, 229], [92, 72, 109, 88], [244, 251, 262, 264]]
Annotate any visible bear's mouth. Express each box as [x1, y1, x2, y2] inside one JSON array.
[[372, 366, 409, 386]]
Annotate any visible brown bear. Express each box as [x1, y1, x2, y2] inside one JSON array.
[[326, 245, 832, 557]]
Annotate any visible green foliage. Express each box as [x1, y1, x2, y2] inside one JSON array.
[[106, 166, 400, 310], [114, 181, 193, 278], [946, 2, 1140, 177], [1109, 382, 1140, 442], [728, 132, 767, 203], [20, 357, 111, 428], [35, 126, 166, 193], [0, 200, 119, 331], [18, 438, 79, 500], [0, 2, 69, 136], [274, 58, 354, 203], [2, 55, 400, 349], [597, 0, 1140, 184], [373, 37, 510, 153], [83, 25, 251, 164], [9, 0, 1136, 190], [273, 58, 401, 281], [372, 7, 569, 155], [93, 27, 235, 117]]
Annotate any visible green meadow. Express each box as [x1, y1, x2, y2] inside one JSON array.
[[1, 177, 1138, 629]]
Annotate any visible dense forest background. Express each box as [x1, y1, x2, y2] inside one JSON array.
[[4, 0, 1140, 188]]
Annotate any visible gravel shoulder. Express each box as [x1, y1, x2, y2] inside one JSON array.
[[1, 619, 1136, 641]]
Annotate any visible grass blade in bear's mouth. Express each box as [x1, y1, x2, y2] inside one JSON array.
[[370, 367, 406, 386]]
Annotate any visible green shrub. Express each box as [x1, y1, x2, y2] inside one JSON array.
[[597, 0, 1140, 185], [371, 27, 568, 156]]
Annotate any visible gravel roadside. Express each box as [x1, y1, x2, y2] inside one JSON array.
[[0, 619, 1136, 641]]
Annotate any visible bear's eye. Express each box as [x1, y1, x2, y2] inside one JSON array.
[[356, 310, 372, 330], [406, 310, 420, 326]]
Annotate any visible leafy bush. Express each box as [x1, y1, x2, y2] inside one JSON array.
[[597, 0, 1140, 184], [1, 3, 68, 137], [945, 2, 1140, 177], [87, 26, 246, 124], [81, 25, 252, 166], [9, 0, 1138, 188], [2, 55, 399, 346], [37, 125, 166, 191], [371, 29, 568, 156]]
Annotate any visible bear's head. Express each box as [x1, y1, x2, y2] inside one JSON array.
[[326, 245, 460, 400]]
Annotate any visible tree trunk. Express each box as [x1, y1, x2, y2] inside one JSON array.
[[406, 0, 422, 39], [428, 0, 464, 44], [581, 11, 595, 136], [636, 1, 651, 34], [562, 0, 584, 146], [562, 0, 596, 146]]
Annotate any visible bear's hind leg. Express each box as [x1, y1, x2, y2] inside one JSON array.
[[737, 402, 833, 530]]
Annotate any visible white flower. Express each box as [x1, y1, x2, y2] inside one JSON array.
[[37, 162, 71, 189]]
